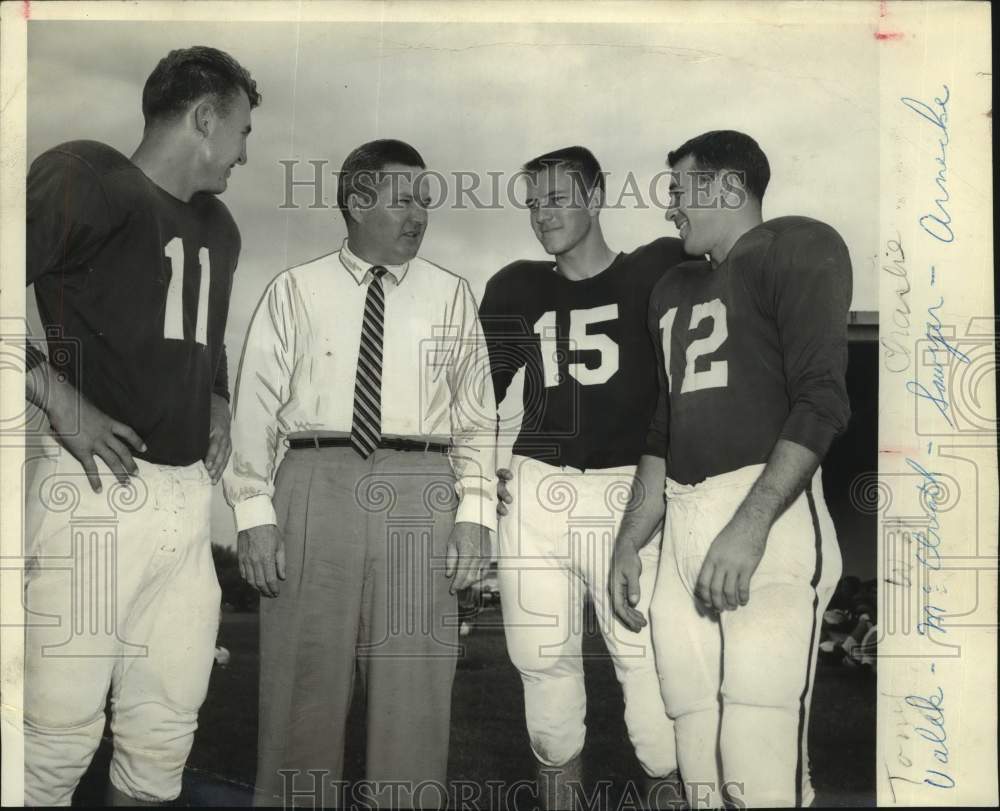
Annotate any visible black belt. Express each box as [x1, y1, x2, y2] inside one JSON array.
[[286, 436, 450, 454]]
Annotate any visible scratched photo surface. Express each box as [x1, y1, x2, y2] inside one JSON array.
[[0, 1, 994, 809]]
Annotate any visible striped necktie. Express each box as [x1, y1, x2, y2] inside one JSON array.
[[350, 266, 388, 458]]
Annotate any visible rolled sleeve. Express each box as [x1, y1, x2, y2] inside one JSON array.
[[779, 386, 848, 457]]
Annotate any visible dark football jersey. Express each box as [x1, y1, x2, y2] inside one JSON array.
[[645, 216, 852, 485], [480, 237, 689, 469], [27, 140, 240, 466]]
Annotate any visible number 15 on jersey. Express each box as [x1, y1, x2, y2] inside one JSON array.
[[534, 304, 620, 387]]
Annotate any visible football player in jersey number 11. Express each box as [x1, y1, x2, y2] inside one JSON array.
[[610, 130, 852, 807], [23, 48, 259, 806]]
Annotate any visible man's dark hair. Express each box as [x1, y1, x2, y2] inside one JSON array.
[[337, 139, 426, 225], [522, 146, 606, 203], [142, 46, 261, 126], [667, 130, 770, 202]]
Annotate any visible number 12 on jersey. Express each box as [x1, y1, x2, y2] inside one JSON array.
[[659, 299, 729, 394], [163, 236, 211, 345]]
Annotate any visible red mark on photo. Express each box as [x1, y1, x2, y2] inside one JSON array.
[[22, 0, 31, 20], [876, 0, 904, 41]]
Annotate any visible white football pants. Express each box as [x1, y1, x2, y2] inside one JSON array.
[[22, 447, 220, 805], [650, 463, 841, 808], [498, 455, 676, 777]]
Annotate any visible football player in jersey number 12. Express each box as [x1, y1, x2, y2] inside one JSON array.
[[610, 131, 852, 807], [23, 48, 259, 806]]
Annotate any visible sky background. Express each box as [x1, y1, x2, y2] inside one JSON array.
[[26, 19, 880, 555]]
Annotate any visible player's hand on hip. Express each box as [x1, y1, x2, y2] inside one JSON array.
[[609, 541, 647, 632], [496, 467, 513, 516], [44, 374, 146, 493], [238, 524, 286, 598], [696, 514, 768, 612], [446, 521, 492, 594], [204, 393, 232, 484]]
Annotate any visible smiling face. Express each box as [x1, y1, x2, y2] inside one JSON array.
[[348, 163, 429, 265], [666, 153, 729, 258], [525, 164, 598, 257], [197, 89, 252, 194]]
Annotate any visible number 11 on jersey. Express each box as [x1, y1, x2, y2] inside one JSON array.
[[163, 236, 211, 345]]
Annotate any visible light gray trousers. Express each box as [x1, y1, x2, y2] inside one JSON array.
[[254, 446, 460, 808]]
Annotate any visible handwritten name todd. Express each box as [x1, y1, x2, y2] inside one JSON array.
[[887, 685, 954, 797]]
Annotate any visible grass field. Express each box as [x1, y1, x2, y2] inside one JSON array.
[[76, 606, 875, 807]]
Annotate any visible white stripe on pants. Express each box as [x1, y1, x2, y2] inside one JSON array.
[[649, 463, 841, 808], [23, 447, 220, 805], [497, 455, 676, 776]]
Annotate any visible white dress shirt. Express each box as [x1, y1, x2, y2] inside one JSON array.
[[224, 239, 498, 533]]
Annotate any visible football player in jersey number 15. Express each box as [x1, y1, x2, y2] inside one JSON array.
[[610, 130, 852, 807], [480, 147, 690, 810], [23, 48, 259, 806]]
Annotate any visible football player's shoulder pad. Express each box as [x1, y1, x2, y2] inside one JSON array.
[[488, 258, 550, 289], [41, 140, 133, 178]]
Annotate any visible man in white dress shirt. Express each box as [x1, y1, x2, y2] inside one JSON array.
[[224, 139, 497, 808]]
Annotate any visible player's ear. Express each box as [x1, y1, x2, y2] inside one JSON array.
[[587, 183, 605, 215], [192, 99, 217, 138], [718, 169, 747, 210]]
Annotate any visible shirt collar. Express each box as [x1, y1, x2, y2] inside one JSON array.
[[339, 239, 410, 285]]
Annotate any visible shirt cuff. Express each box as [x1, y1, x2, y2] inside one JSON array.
[[25, 341, 47, 371], [779, 409, 842, 459], [643, 432, 668, 459], [233, 494, 278, 533], [454, 479, 498, 534]]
